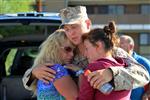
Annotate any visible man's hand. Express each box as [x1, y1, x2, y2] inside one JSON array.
[[32, 63, 56, 84], [87, 69, 113, 89]]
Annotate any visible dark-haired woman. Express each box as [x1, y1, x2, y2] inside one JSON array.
[[78, 21, 131, 100]]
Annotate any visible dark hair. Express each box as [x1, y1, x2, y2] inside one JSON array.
[[82, 21, 119, 51]]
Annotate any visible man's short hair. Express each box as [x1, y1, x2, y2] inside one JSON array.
[[59, 6, 88, 27], [120, 35, 134, 45]]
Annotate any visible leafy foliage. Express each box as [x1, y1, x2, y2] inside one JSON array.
[[0, 0, 35, 14]]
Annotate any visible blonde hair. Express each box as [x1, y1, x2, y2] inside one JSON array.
[[33, 29, 74, 67]]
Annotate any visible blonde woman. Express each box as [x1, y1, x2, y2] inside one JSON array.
[[33, 29, 78, 100]]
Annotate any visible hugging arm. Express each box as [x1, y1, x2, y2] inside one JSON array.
[[110, 47, 150, 90], [22, 68, 35, 90], [52, 64, 78, 100], [22, 63, 56, 91], [54, 76, 78, 100], [87, 47, 150, 91]]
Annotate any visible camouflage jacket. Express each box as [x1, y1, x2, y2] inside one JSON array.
[[22, 47, 150, 92]]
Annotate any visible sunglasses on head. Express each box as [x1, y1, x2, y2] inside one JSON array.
[[61, 46, 74, 52]]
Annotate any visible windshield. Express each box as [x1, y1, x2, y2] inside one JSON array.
[[0, 25, 59, 38]]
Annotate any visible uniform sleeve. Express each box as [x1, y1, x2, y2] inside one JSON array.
[[22, 64, 69, 92], [22, 67, 37, 91], [111, 47, 150, 90]]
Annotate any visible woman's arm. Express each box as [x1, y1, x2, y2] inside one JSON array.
[[54, 76, 78, 100]]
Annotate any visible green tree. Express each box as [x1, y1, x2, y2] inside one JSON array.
[[0, 0, 35, 14]]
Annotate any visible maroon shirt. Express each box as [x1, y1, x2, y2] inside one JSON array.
[[78, 58, 131, 100]]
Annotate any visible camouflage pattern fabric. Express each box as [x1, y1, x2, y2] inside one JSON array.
[[22, 47, 150, 92]]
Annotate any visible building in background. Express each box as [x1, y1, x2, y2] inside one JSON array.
[[1, 0, 149, 59], [43, 0, 150, 60]]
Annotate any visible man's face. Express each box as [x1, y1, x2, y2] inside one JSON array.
[[119, 37, 130, 53], [63, 20, 90, 45]]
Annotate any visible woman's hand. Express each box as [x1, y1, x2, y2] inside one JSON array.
[[32, 63, 56, 84], [87, 69, 113, 89]]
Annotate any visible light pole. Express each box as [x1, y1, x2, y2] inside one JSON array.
[[64, 0, 68, 8], [36, 0, 42, 12]]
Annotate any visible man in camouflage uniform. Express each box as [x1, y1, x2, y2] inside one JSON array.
[[23, 6, 149, 93]]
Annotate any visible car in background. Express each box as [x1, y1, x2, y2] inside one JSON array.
[[0, 12, 61, 37], [0, 12, 61, 100]]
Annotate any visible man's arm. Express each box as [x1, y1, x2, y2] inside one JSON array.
[[87, 47, 150, 91], [110, 47, 150, 90], [22, 63, 56, 91], [22, 68, 35, 90], [22, 67, 41, 91]]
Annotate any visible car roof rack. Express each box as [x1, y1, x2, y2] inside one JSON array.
[[0, 12, 61, 25], [3, 12, 59, 17]]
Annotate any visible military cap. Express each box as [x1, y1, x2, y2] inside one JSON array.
[[59, 6, 88, 27]]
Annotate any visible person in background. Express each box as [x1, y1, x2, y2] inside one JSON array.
[[120, 35, 150, 100], [33, 29, 78, 100], [23, 6, 150, 94], [78, 22, 131, 100]]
